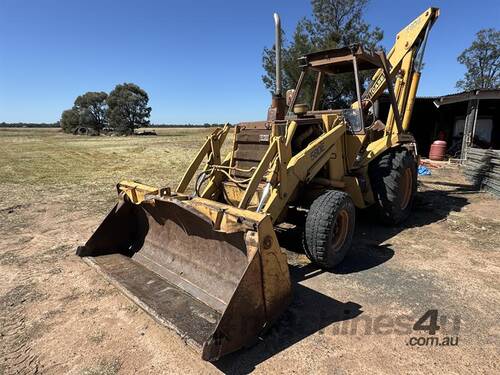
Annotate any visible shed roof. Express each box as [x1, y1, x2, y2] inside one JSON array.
[[433, 89, 500, 107]]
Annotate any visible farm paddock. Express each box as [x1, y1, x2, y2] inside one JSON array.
[[0, 128, 498, 374]]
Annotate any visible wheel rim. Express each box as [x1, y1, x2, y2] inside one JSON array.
[[400, 168, 413, 210], [331, 209, 349, 252]]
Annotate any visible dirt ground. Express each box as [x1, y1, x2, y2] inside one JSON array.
[[1, 128, 499, 374]]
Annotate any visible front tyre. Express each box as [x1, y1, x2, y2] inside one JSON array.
[[304, 190, 355, 269]]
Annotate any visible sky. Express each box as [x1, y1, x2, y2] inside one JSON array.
[[0, 0, 499, 124]]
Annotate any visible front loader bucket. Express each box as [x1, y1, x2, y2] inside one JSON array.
[[77, 196, 291, 361]]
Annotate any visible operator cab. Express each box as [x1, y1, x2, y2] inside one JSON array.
[[228, 45, 401, 207], [278, 45, 399, 135]]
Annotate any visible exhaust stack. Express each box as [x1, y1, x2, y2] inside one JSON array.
[[274, 13, 282, 96], [268, 12, 286, 121]]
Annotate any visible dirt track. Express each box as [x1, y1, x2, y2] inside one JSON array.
[[1, 130, 499, 374]]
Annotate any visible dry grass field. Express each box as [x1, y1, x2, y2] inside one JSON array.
[[0, 127, 216, 212], [1, 128, 499, 374]]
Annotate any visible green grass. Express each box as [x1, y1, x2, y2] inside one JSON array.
[[0, 127, 224, 213]]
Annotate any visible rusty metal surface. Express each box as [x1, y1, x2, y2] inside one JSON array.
[[268, 95, 286, 121], [232, 126, 272, 179], [236, 121, 270, 130], [302, 45, 383, 73], [234, 143, 269, 161], [136, 199, 249, 312], [88, 254, 220, 350], [77, 196, 292, 361], [234, 129, 271, 143]]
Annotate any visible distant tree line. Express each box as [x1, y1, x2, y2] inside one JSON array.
[[0, 122, 227, 129], [0, 122, 58, 128], [60, 83, 152, 135], [154, 123, 228, 128]]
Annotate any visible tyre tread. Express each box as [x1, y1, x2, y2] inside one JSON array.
[[305, 190, 355, 268]]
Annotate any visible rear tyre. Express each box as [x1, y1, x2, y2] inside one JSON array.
[[304, 190, 355, 269], [369, 148, 417, 224]]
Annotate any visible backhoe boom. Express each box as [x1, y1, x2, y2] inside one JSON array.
[[362, 7, 439, 134]]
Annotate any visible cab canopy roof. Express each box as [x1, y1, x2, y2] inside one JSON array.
[[299, 45, 383, 74]]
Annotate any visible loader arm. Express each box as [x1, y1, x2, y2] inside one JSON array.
[[264, 122, 347, 221], [176, 124, 230, 193], [237, 121, 347, 222]]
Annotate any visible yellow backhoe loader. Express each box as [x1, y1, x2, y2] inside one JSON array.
[[77, 8, 439, 361]]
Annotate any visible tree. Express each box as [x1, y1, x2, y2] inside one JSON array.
[[60, 108, 80, 133], [74, 91, 108, 131], [456, 28, 500, 91], [107, 83, 152, 134], [262, 0, 383, 109]]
